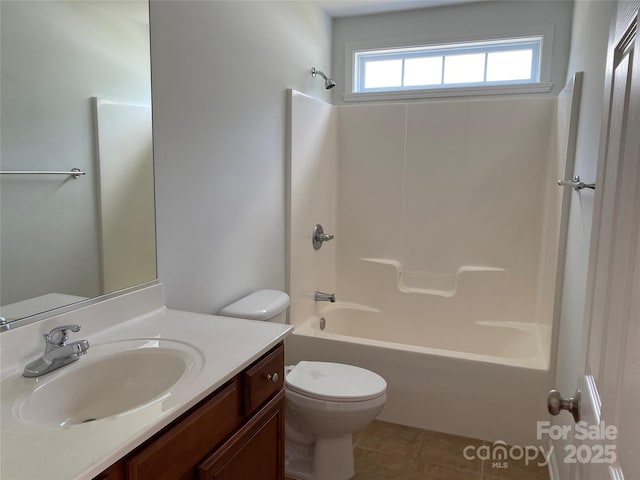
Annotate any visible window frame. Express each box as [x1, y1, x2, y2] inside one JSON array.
[[343, 26, 554, 102]]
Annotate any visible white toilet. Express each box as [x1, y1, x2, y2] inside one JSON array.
[[219, 290, 387, 480]]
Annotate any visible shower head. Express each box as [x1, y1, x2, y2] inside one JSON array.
[[311, 67, 336, 89]]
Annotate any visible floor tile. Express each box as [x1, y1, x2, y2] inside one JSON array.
[[480, 442, 550, 480], [287, 421, 549, 480], [353, 447, 414, 480], [416, 430, 484, 473], [483, 456, 550, 480], [409, 461, 481, 480], [356, 420, 424, 458]]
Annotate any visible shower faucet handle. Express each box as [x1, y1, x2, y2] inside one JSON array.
[[312, 224, 334, 250]]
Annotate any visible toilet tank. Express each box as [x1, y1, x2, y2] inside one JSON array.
[[218, 290, 290, 323]]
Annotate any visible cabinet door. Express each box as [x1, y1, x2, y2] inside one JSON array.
[[92, 461, 124, 480], [126, 379, 242, 480], [199, 391, 285, 480]]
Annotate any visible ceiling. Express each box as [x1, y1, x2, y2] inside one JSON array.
[[316, 0, 487, 18]]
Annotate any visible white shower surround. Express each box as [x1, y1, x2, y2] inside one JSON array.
[[286, 89, 573, 445]]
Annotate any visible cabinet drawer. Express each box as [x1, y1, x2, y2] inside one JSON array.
[[126, 378, 242, 480], [242, 344, 284, 415]]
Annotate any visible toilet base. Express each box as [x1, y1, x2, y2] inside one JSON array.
[[285, 434, 355, 480], [285, 441, 313, 479]]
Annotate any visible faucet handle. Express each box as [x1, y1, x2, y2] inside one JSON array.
[[45, 325, 81, 347], [312, 224, 335, 250]]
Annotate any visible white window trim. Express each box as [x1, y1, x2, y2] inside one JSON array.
[[343, 25, 554, 102], [343, 82, 554, 102]]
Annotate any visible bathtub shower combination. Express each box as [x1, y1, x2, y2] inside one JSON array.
[[285, 76, 581, 446]]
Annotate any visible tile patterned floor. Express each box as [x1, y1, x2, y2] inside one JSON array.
[[288, 420, 550, 480]]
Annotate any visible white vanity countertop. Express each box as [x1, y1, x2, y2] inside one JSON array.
[[0, 285, 293, 480]]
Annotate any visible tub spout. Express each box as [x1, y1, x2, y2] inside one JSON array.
[[315, 291, 336, 303]]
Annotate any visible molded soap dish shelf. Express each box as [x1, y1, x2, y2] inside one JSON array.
[[360, 258, 505, 297]]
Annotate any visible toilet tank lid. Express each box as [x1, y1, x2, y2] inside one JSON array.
[[218, 290, 290, 320]]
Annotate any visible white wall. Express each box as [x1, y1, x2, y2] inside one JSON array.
[[552, 2, 615, 478], [0, 1, 151, 306], [331, 0, 574, 104], [150, 1, 332, 315]]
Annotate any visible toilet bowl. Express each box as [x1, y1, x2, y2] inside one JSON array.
[[219, 290, 388, 480], [285, 361, 387, 480]]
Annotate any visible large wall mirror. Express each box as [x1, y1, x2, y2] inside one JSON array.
[[0, 1, 155, 329]]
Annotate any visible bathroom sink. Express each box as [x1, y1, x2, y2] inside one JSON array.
[[4, 339, 202, 428]]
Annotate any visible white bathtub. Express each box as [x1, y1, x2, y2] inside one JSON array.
[[285, 304, 553, 446], [295, 303, 550, 370]]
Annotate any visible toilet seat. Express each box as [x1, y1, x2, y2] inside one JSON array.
[[286, 361, 387, 402]]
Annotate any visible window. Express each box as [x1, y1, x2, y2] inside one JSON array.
[[344, 30, 554, 101], [355, 37, 541, 93]]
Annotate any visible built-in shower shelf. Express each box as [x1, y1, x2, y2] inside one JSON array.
[[360, 258, 505, 297]]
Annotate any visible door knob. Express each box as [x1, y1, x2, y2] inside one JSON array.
[[547, 389, 581, 423]]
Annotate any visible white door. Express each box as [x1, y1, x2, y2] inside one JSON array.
[[551, 6, 640, 480]]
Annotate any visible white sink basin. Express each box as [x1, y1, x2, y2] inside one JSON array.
[[2, 339, 203, 428]]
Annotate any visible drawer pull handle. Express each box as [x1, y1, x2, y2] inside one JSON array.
[[266, 373, 279, 383]]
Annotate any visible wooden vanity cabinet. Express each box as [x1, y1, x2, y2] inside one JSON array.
[[94, 343, 285, 480]]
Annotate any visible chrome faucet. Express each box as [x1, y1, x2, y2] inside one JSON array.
[[23, 325, 90, 378], [314, 291, 336, 303]]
